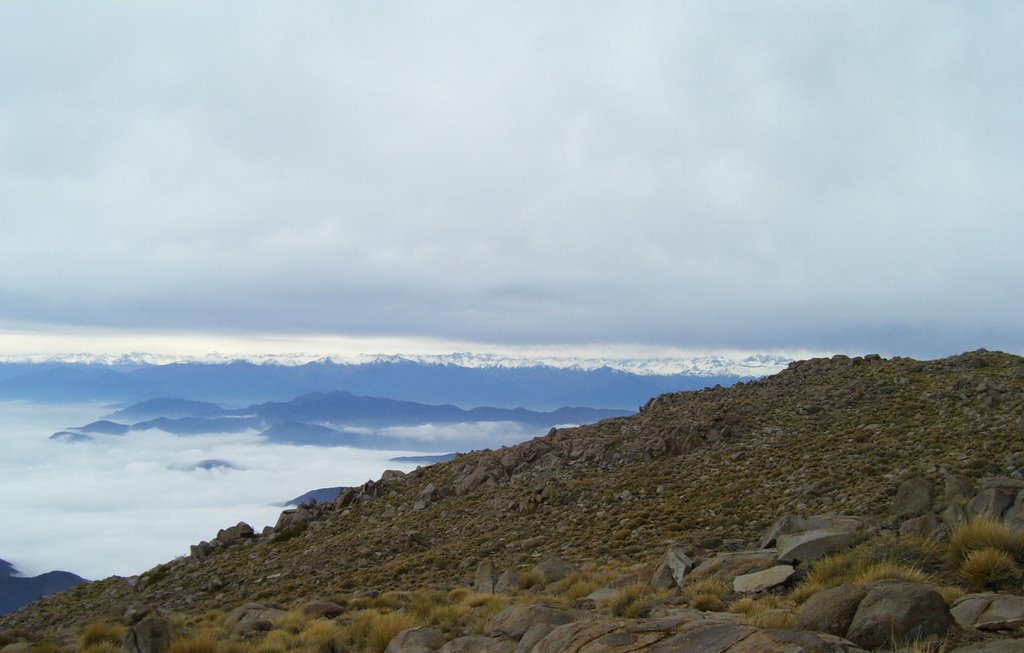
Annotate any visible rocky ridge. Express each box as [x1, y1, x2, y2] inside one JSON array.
[[3, 349, 1024, 651]]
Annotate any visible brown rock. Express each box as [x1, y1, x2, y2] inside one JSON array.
[[474, 559, 496, 594], [951, 593, 1024, 631], [797, 584, 869, 637], [846, 581, 951, 649], [893, 479, 934, 517], [438, 635, 514, 653], [731, 565, 794, 593], [777, 528, 855, 563], [484, 604, 574, 640], [385, 626, 445, 653], [900, 514, 942, 540]]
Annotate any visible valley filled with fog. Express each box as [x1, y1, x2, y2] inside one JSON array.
[[0, 401, 479, 580]]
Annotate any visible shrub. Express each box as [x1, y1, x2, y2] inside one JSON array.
[[599, 582, 654, 618], [78, 621, 125, 651], [300, 620, 346, 653], [946, 517, 1024, 565], [853, 560, 930, 584], [364, 611, 420, 653], [516, 568, 546, 591], [959, 547, 1022, 590], [167, 634, 222, 653]]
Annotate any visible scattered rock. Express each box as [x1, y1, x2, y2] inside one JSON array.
[[484, 604, 574, 640], [951, 593, 1024, 631], [650, 546, 695, 590], [777, 528, 855, 563], [385, 626, 445, 653], [474, 559, 497, 594], [893, 478, 934, 517], [845, 581, 951, 649], [732, 565, 794, 593], [124, 616, 172, 653]]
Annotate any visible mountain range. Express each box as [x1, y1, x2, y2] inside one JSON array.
[[50, 391, 630, 450], [0, 356, 775, 409], [0, 559, 86, 616]]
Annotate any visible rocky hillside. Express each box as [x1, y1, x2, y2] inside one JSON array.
[[2, 349, 1023, 651]]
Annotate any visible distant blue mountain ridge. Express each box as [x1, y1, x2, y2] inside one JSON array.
[[50, 391, 632, 450], [0, 359, 747, 410], [0, 559, 87, 615]]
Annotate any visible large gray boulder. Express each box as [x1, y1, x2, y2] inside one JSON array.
[[484, 604, 574, 640], [650, 547, 695, 590], [438, 635, 514, 653], [385, 626, 446, 653], [951, 593, 1024, 631], [732, 565, 794, 593], [123, 617, 172, 653], [797, 582, 950, 649], [686, 550, 777, 583], [893, 479, 934, 517], [777, 528, 855, 563], [474, 558, 497, 594], [845, 582, 951, 649]]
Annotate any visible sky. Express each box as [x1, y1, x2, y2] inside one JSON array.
[[2, 2, 1024, 361]]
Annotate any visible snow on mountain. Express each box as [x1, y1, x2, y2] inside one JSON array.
[[0, 351, 793, 377]]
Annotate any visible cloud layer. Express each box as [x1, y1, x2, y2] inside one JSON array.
[[2, 3, 1023, 356], [0, 401, 452, 579]]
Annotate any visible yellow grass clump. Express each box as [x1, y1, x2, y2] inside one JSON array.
[[959, 546, 1022, 590]]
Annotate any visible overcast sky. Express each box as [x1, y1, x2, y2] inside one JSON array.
[[2, 2, 1022, 360]]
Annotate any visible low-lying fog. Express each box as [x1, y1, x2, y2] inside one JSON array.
[[0, 401, 533, 580]]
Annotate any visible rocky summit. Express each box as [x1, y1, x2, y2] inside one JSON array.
[[3, 349, 1024, 652]]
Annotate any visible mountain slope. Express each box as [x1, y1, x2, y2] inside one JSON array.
[[4, 350, 1022, 636], [0, 560, 86, 615]]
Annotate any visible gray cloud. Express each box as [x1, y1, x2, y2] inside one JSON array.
[[1, 2, 1023, 357]]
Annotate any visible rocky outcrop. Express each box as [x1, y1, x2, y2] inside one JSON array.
[[123, 616, 172, 653], [951, 593, 1024, 631], [797, 581, 951, 649]]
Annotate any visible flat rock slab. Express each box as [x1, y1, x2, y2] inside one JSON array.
[[732, 565, 794, 593], [485, 604, 574, 639], [687, 550, 777, 583], [952, 593, 1024, 631], [951, 641, 1024, 653], [777, 528, 855, 563], [530, 616, 865, 653]]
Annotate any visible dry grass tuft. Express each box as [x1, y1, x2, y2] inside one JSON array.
[[78, 620, 125, 652], [946, 517, 1024, 564], [299, 620, 346, 653], [959, 546, 1022, 590]]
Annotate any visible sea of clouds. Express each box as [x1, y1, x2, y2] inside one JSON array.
[[0, 401, 485, 580]]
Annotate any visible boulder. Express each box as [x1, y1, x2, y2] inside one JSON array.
[[484, 604, 574, 640], [777, 528, 855, 563], [494, 570, 518, 594], [124, 616, 172, 653], [275, 508, 313, 533], [650, 547, 695, 590], [967, 488, 1015, 521], [759, 514, 808, 549], [946, 474, 976, 503], [300, 600, 345, 619], [533, 555, 575, 584], [216, 521, 255, 544], [893, 479, 934, 517], [531, 617, 865, 653], [900, 514, 942, 540], [474, 559, 496, 594], [438, 635, 514, 653], [687, 550, 777, 583], [951, 593, 1024, 631], [732, 565, 794, 593], [951, 641, 1024, 652], [797, 584, 869, 637], [385, 626, 445, 653], [224, 603, 288, 637], [845, 581, 951, 649]]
